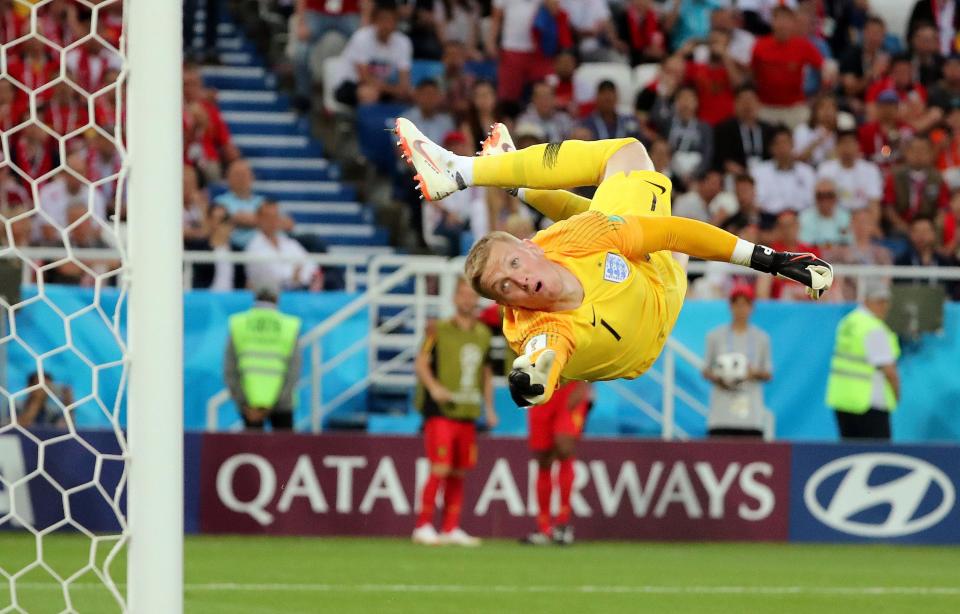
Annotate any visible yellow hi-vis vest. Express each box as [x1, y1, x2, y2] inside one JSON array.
[[229, 307, 302, 409], [825, 308, 900, 414]]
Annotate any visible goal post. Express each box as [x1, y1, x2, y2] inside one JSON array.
[[126, 0, 184, 611]]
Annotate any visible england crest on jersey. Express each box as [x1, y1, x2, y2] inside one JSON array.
[[603, 252, 629, 283]]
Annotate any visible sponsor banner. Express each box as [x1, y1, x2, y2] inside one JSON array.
[[0, 429, 203, 534], [199, 433, 790, 540], [790, 444, 960, 543]]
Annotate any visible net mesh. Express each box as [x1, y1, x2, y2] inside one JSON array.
[[0, 0, 129, 611]]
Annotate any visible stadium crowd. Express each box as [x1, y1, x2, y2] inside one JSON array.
[[287, 0, 960, 301]]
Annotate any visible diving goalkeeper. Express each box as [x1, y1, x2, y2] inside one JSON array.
[[395, 119, 833, 407]]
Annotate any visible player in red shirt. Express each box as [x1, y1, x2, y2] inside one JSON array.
[[750, 6, 829, 128], [523, 380, 591, 545]]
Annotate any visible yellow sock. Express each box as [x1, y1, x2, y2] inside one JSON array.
[[520, 189, 591, 222], [472, 139, 635, 189], [630, 215, 741, 262]]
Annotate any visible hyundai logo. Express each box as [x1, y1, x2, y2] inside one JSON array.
[[803, 453, 955, 538]]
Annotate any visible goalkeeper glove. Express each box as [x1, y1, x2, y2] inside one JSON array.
[[508, 350, 556, 407]]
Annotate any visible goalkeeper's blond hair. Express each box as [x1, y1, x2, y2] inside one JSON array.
[[463, 231, 519, 300]]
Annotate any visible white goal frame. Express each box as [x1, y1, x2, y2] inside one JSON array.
[[126, 0, 183, 612]]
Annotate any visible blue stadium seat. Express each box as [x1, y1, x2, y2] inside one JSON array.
[[410, 60, 444, 86]]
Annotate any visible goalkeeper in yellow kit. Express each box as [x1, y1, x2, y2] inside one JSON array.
[[395, 119, 834, 407]]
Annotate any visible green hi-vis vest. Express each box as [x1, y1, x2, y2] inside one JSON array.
[[229, 307, 302, 409], [826, 309, 900, 414], [414, 319, 491, 421]]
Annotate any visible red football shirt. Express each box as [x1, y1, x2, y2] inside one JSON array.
[[864, 77, 928, 105], [685, 61, 735, 125], [751, 35, 823, 107]]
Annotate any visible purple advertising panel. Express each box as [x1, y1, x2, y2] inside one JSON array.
[[199, 433, 791, 540]]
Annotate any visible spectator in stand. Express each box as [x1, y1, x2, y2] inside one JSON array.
[[753, 126, 816, 222], [36, 151, 106, 244], [86, 131, 122, 203], [65, 35, 122, 94], [818, 129, 884, 214], [560, 0, 626, 62], [858, 89, 914, 169], [433, 0, 482, 55], [334, 1, 412, 106], [245, 201, 320, 292], [654, 85, 713, 184], [673, 168, 728, 225], [895, 216, 953, 270], [459, 79, 503, 152], [710, 6, 755, 69], [408, 0, 446, 60], [532, 0, 575, 63], [679, 28, 744, 126], [647, 137, 683, 191], [0, 164, 29, 212], [909, 22, 945, 87], [865, 54, 939, 133], [518, 80, 574, 144], [620, 0, 667, 66], [793, 94, 839, 167], [422, 132, 486, 256], [933, 105, 960, 189], [6, 36, 58, 107], [10, 122, 56, 181], [929, 53, 960, 113], [722, 174, 763, 234], [400, 78, 455, 145], [486, 0, 551, 109], [738, 0, 798, 35], [579, 80, 640, 141], [290, 0, 368, 112], [182, 164, 210, 246], [668, 0, 725, 51], [796, 0, 832, 98], [0, 78, 26, 132], [43, 82, 88, 144], [214, 159, 294, 249], [712, 85, 772, 176], [838, 16, 892, 110], [940, 191, 960, 261], [822, 208, 893, 301], [909, 0, 960, 57], [191, 205, 239, 291], [546, 51, 577, 116], [756, 210, 820, 300], [636, 54, 685, 127], [43, 203, 115, 285], [182, 62, 240, 182], [14, 372, 70, 429], [224, 286, 302, 431], [439, 41, 477, 120], [751, 5, 832, 129], [799, 178, 852, 247], [883, 135, 950, 237]]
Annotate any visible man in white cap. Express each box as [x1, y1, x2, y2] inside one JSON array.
[[825, 280, 900, 440]]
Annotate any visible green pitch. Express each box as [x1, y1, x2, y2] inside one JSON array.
[[1, 534, 959, 613]]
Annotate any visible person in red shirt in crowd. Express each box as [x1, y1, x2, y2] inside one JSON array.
[[858, 89, 915, 169], [757, 210, 821, 301], [182, 62, 240, 182], [42, 82, 89, 141], [532, 0, 574, 62], [864, 53, 942, 133], [621, 0, 666, 67], [750, 5, 832, 129], [6, 36, 59, 107], [0, 78, 27, 132], [10, 122, 56, 180], [0, 163, 30, 211], [0, 0, 26, 42], [681, 28, 745, 126], [883, 134, 950, 237], [486, 0, 553, 108], [547, 51, 577, 116], [522, 380, 592, 546]]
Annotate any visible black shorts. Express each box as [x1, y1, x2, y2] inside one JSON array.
[[834, 408, 891, 440], [708, 427, 764, 439]]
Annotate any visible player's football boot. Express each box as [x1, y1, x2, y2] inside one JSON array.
[[394, 117, 466, 201], [411, 524, 440, 545], [749, 246, 834, 300], [480, 122, 516, 156], [438, 527, 481, 547], [552, 525, 574, 546], [520, 531, 554, 546]]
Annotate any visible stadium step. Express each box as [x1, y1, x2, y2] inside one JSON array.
[[254, 180, 354, 201], [234, 135, 323, 158], [216, 90, 290, 113], [280, 201, 364, 224], [249, 157, 339, 181]]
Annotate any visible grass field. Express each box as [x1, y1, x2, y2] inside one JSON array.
[[1, 534, 959, 613]]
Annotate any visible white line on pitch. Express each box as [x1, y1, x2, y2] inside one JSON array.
[[11, 583, 960, 596]]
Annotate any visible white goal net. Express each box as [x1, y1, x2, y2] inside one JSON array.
[[0, 0, 182, 612]]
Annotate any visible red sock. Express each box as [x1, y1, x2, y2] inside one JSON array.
[[441, 475, 464, 533], [416, 474, 442, 528], [557, 458, 575, 526], [536, 465, 552, 534]]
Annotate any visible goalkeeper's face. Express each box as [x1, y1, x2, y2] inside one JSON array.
[[482, 238, 564, 310]]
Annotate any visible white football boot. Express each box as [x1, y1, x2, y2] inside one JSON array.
[[411, 524, 440, 545], [479, 122, 516, 156], [394, 117, 467, 201], [437, 527, 482, 547]]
